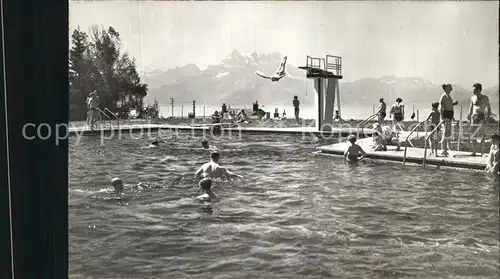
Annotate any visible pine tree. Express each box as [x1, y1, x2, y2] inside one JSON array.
[[69, 27, 92, 120]]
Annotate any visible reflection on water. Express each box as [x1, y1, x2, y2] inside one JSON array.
[[69, 132, 499, 278]]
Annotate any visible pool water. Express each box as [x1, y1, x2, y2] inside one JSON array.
[[69, 131, 499, 278]]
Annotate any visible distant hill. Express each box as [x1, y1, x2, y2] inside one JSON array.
[[142, 49, 499, 116]]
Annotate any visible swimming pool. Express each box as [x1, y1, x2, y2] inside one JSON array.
[[69, 131, 499, 278]]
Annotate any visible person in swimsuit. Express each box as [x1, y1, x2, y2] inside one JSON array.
[[439, 84, 459, 156], [485, 134, 499, 175], [344, 135, 367, 163], [194, 152, 243, 179], [256, 56, 288, 82], [467, 83, 492, 156], [201, 139, 218, 151], [196, 178, 219, 202], [293, 96, 300, 123], [111, 178, 124, 194], [390, 98, 404, 122], [371, 131, 386, 151], [377, 98, 387, 124], [426, 102, 441, 156], [87, 91, 100, 130]]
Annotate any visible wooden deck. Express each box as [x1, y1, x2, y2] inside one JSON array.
[[316, 132, 487, 170], [68, 124, 373, 138]]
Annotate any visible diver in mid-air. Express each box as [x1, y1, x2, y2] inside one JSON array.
[[255, 56, 287, 82]]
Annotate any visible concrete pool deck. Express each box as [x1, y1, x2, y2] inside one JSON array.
[[316, 132, 488, 170], [68, 123, 373, 137]]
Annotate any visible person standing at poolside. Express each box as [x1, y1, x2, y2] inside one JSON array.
[[425, 102, 441, 156], [293, 96, 300, 123], [87, 91, 100, 130], [389, 98, 404, 123], [377, 98, 387, 124], [439, 84, 459, 156], [467, 83, 491, 156]]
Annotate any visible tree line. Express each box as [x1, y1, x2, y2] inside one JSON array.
[[69, 25, 159, 121]]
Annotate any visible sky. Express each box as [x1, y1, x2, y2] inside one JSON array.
[[69, 1, 499, 88]]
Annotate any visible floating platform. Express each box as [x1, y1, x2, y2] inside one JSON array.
[[68, 124, 373, 138], [316, 134, 487, 170]]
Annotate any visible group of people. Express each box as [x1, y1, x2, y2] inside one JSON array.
[[113, 138, 242, 202], [425, 83, 493, 158], [371, 82, 498, 174], [376, 97, 405, 125]]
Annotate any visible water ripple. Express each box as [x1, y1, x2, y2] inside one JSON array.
[[69, 132, 499, 278]]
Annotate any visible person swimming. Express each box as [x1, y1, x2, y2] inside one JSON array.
[[143, 140, 161, 149], [194, 152, 243, 179], [201, 139, 218, 150], [111, 177, 125, 195], [110, 177, 156, 194], [196, 178, 219, 202], [344, 135, 366, 163]]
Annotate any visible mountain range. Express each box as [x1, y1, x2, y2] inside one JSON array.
[[142, 49, 499, 115]]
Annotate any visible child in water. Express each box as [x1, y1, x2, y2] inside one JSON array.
[[201, 139, 218, 150], [485, 134, 499, 175], [111, 177, 124, 194], [344, 135, 366, 163], [196, 178, 219, 202], [426, 102, 441, 156]]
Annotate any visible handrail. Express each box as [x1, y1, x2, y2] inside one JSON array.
[[357, 112, 379, 138], [402, 121, 426, 164], [96, 108, 112, 129], [423, 120, 446, 167], [104, 108, 120, 129]]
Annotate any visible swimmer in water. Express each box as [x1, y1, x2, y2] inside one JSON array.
[[111, 177, 124, 194], [194, 152, 243, 179], [344, 135, 366, 164], [485, 134, 499, 175], [143, 140, 160, 149], [201, 139, 218, 150], [196, 178, 219, 202], [110, 178, 155, 194]]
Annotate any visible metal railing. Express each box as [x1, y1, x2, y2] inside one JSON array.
[[357, 112, 379, 138], [423, 120, 445, 167], [306, 55, 326, 70], [96, 108, 111, 129], [325, 55, 342, 76], [402, 121, 426, 164], [104, 108, 120, 129]]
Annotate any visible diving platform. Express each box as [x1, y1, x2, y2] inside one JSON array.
[[298, 55, 343, 79], [316, 134, 488, 170], [298, 66, 343, 79], [299, 54, 343, 131]]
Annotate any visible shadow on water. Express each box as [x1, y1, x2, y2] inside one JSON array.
[[69, 132, 499, 278]]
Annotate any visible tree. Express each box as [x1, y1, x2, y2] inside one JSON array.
[[68, 25, 153, 121], [69, 27, 93, 120]]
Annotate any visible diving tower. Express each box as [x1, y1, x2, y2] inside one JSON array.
[[299, 55, 343, 131]]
